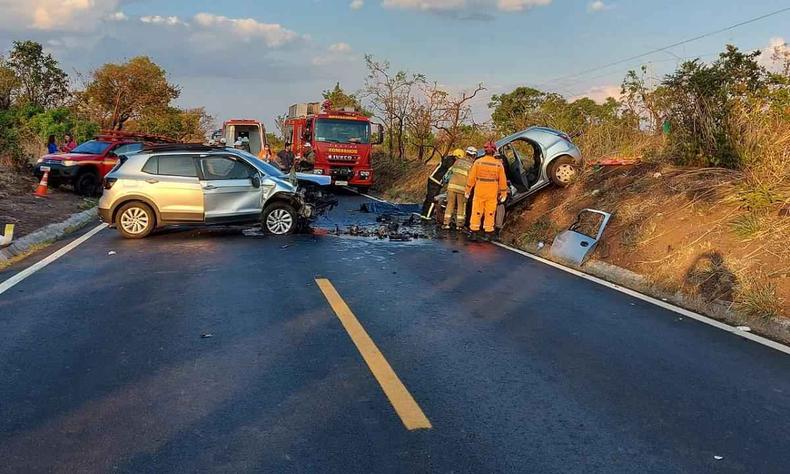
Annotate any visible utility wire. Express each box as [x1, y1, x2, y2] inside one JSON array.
[[537, 6, 790, 88]]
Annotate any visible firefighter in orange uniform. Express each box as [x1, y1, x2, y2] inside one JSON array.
[[465, 141, 508, 240]]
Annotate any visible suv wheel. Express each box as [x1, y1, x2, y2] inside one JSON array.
[[548, 156, 579, 187], [117, 202, 155, 239], [75, 170, 100, 196], [262, 202, 297, 235]]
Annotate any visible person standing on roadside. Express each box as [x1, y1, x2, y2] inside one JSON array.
[[299, 142, 316, 171], [465, 141, 508, 241], [277, 142, 295, 172], [261, 144, 274, 163], [60, 133, 76, 153], [420, 152, 457, 219], [442, 147, 476, 230], [47, 135, 58, 154]]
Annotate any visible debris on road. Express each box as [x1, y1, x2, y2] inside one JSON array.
[[736, 326, 751, 332], [714, 456, 724, 460], [200, 333, 214, 339], [107, 250, 116, 256]]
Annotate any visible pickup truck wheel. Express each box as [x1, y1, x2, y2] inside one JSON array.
[[262, 202, 297, 235], [75, 170, 100, 196], [548, 156, 579, 187], [117, 202, 155, 239]]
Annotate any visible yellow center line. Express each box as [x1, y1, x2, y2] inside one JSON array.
[[315, 278, 432, 431]]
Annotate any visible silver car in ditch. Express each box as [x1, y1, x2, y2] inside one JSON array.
[[434, 126, 583, 221], [98, 145, 333, 239]]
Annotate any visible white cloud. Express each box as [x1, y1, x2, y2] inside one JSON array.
[[381, 0, 551, 12], [107, 11, 128, 22], [0, 0, 121, 31], [350, 0, 365, 10], [587, 1, 613, 13], [758, 37, 788, 70], [140, 15, 187, 26], [329, 42, 352, 53], [192, 13, 301, 47], [313, 42, 356, 65], [572, 84, 621, 103]]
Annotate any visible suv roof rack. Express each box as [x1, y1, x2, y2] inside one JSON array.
[[141, 143, 226, 153]]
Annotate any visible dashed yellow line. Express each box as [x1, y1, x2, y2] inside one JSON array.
[[315, 278, 432, 431]]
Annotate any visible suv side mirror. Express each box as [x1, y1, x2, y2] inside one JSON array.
[[251, 175, 261, 188]]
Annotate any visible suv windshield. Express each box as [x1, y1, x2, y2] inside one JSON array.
[[71, 140, 112, 155], [233, 150, 285, 177], [314, 119, 370, 144]]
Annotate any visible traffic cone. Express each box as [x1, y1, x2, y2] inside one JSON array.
[[34, 170, 50, 197]]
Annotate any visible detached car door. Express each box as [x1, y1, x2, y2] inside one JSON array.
[[198, 155, 262, 221], [140, 154, 204, 222]]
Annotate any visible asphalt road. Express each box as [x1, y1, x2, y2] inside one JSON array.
[[1, 192, 789, 473]]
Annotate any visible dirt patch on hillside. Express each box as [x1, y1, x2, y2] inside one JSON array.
[[0, 166, 94, 238], [375, 157, 788, 319]]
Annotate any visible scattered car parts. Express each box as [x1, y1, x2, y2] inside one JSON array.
[[550, 209, 612, 266]]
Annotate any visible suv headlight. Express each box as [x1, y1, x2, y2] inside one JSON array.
[[62, 160, 77, 167], [313, 169, 324, 175]]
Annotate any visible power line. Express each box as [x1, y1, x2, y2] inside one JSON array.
[[536, 6, 790, 88]]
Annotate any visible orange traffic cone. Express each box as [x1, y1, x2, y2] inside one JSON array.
[[34, 170, 50, 197]]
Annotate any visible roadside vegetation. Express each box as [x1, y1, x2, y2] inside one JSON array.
[[363, 44, 789, 320], [0, 40, 212, 174]]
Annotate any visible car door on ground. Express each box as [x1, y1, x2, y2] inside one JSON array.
[[141, 154, 204, 222], [198, 155, 262, 221]]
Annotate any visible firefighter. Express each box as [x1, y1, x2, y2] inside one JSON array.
[[420, 151, 458, 219], [442, 147, 476, 230], [466, 141, 508, 240], [299, 142, 316, 171]]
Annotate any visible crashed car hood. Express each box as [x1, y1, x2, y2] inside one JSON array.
[[293, 173, 331, 186]]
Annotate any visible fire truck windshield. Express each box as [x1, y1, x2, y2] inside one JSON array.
[[314, 119, 370, 144]]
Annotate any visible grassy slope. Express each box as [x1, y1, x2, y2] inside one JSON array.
[[374, 157, 788, 320]]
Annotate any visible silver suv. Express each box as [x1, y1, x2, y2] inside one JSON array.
[[98, 145, 333, 239]]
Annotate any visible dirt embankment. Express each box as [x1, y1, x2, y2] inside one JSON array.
[[0, 166, 94, 238], [374, 158, 789, 321]]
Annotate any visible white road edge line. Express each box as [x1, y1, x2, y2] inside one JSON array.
[[342, 186, 388, 203], [0, 223, 107, 296], [349, 191, 790, 356], [493, 242, 790, 356]]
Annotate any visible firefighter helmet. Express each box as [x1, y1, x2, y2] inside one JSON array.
[[451, 148, 465, 159], [465, 146, 478, 156], [483, 141, 497, 154]]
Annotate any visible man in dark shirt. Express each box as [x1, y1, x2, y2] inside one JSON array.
[[276, 142, 295, 171]]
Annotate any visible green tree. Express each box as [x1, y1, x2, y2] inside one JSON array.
[[128, 106, 213, 142], [80, 56, 180, 130], [7, 40, 69, 108], [661, 45, 775, 167], [0, 56, 18, 110], [322, 82, 369, 115], [26, 107, 99, 144], [488, 87, 563, 134]]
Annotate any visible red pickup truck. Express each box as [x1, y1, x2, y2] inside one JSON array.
[[33, 131, 174, 196]]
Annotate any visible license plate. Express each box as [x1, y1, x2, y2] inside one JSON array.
[[335, 180, 348, 186], [40, 166, 51, 172]]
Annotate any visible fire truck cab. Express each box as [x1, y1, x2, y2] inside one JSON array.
[[222, 119, 267, 158], [284, 101, 382, 190]]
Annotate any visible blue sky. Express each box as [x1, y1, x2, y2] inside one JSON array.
[[1, 0, 788, 129]]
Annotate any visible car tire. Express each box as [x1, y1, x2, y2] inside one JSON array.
[[262, 202, 297, 235], [548, 156, 579, 187], [75, 170, 100, 196], [116, 202, 155, 239]]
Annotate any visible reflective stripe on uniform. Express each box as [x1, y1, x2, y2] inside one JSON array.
[[448, 183, 466, 192], [478, 177, 498, 182]]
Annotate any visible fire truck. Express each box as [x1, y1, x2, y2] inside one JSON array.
[[284, 101, 382, 190]]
